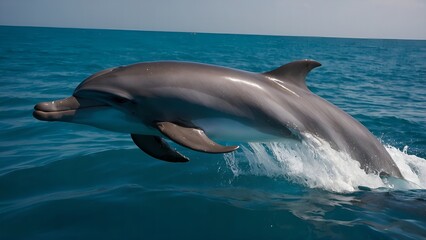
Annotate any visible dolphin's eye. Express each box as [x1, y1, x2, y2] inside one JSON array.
[[112, 96, 129, 104]]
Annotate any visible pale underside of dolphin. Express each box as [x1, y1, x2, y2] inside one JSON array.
[[33, 60, 403, 178]]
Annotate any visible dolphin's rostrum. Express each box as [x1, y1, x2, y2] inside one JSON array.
[[33, 60, 403, 178]]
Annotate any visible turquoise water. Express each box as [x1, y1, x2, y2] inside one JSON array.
[[1, 26, 426, 239]]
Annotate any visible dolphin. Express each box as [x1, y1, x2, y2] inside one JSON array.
[[33, 60, 403, 178]]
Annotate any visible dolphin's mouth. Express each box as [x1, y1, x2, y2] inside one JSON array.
[[33, 96, 108, 121]]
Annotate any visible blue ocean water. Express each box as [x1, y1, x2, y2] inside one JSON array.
[[0, 26, 425, 239]]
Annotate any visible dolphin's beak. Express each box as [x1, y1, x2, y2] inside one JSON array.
[[33, 96, 107, 122]]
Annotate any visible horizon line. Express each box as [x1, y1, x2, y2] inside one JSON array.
[[1, 24, 426, 42]]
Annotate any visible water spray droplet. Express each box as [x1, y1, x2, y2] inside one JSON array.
[[403, 145, 409, 154]]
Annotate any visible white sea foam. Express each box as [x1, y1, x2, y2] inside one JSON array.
[[224, 134, 426, 192]]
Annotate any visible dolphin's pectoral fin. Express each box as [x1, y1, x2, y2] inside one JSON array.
[[156, 122, 239, 153], [263, 59, 321, 90], [131, 134, 189, 163]]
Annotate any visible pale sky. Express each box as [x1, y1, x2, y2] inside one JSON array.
[[1, 0, 425, 40]]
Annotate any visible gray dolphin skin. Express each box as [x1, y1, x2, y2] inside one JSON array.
[[33, 60, 403, 178]]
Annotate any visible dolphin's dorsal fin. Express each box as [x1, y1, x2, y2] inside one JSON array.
[[263, 60, 321, 90], [156, 122, 239, 153]]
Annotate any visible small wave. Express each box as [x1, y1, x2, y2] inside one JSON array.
[[0, 184, 144, 215], [224, 134, 426, 193]]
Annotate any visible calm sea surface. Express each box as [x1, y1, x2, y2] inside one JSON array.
[[0, 26, 425, 239]]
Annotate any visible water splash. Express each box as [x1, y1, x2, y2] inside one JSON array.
[[224, 134, 426, 192], [386, 145, 426, 189]]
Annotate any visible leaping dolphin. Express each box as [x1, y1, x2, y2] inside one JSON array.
[[33, 60, 403, 178]]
